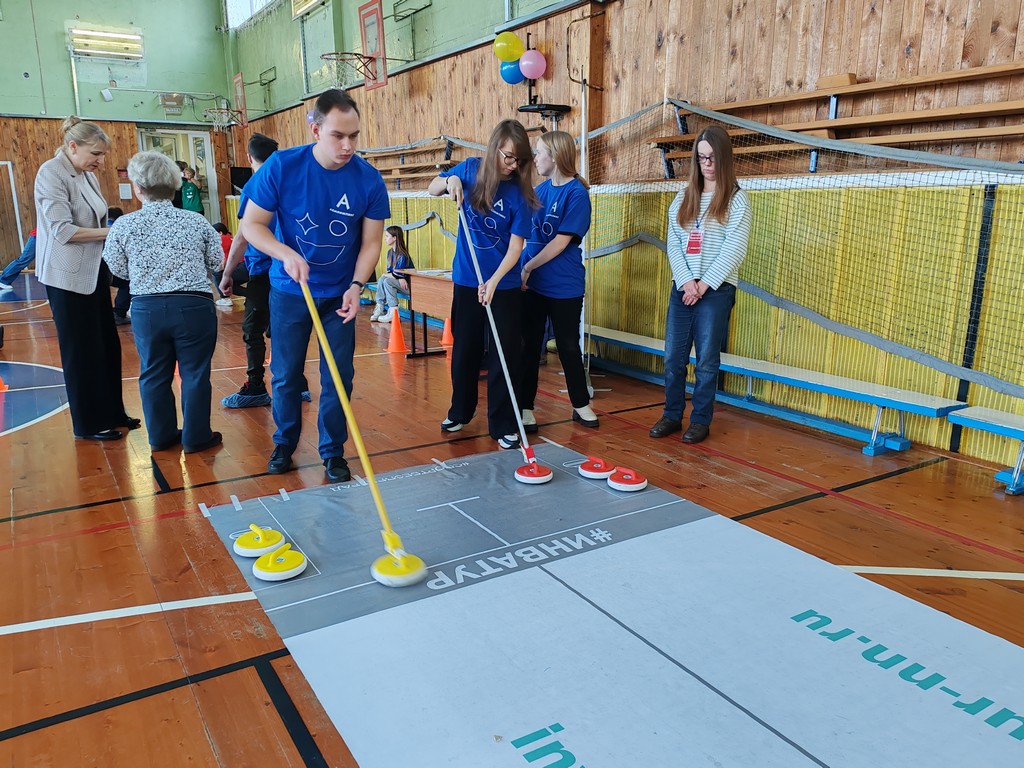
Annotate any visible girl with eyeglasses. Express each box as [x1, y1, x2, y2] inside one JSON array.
[[428, 119, 538, 450], [649, 125, 752, 445], [516, 130, 596, 432]]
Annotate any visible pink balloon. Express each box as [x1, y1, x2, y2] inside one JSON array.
[[518, 49, 547, 80]]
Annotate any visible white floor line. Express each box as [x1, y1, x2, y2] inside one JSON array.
[[0, 592, 258, 637], [0, 301, 49, 316], [843, 565, 1024, 580], [258, 497, 323, 578]]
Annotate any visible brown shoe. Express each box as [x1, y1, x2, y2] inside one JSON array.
[[681, 423, 710, 444], [649, 416, 682, 438]]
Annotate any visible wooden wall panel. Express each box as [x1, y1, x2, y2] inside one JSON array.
[[230, 0, 1024, 187], [0, 118, 141, 238]]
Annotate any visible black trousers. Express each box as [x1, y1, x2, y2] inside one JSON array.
[[46, 265, 129, 436], [448, 284, 522, 439], [242, 272, 270, 384], [518, 290, 590, 410]]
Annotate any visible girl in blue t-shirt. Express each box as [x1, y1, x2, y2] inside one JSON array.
[[372, 226, 414, 322], [516, 131, 596, 431], [428, 119, 538, 449]]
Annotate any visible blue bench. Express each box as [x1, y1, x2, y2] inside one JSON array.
[[586, 325, 967, 456], [947, 407, 1024, 495], [361, 281, 411, 307]]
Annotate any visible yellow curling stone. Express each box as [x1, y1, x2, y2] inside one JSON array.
[[233, 524, 285, 557], [253, 543, 308, 581]]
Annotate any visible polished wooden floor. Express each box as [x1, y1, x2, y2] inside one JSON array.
[[1, 293, 1022, 766]]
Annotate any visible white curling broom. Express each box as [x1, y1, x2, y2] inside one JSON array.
[[459, 207, 552, 485]]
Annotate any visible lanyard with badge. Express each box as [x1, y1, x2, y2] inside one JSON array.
[[685, 212, 705, 255]]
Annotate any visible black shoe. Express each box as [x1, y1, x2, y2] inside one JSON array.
[[151, 429, 183, 451], [681, 423, 710, 444], [114, 315, 131, 326], [649, 416, 682, 438], [267, 445, 294, 474], [184, 431, 222, 453], [0, 325, 4, 349], [324, 456, 351, 483], [75, 429, 123, 441], [119, 416, 142, 430]]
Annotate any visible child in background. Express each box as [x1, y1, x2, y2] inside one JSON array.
[[181, 167, 204, 214], [371, 226, 414, 322], [213, 223, 247, 306]]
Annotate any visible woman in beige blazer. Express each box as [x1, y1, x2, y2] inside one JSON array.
[[35, 116, 138, 440]]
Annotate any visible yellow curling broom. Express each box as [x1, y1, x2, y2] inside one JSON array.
[[300, 281, 428, 588]]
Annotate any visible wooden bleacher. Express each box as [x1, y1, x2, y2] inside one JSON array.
[[359, 139, 457, 189], [651, 62, 1024, 176]]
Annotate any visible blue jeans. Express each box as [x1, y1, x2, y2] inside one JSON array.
[[663, 282, 736, 426], [1, 235, 36, 284], [269, 288, 353, 459], [131, 294, 218, 448]]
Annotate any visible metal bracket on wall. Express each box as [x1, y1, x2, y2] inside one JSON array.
[[393, 0, 431, 22]]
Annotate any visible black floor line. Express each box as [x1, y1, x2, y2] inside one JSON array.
[[539, 566, 831, 768], [730, 456, 949, 522], [255, 658, 329, 767], [731, 492, 827, 521], [0, 648, 290, 742], [151, 457, 172, 494]]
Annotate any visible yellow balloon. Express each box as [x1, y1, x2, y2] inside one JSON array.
[[493, 31, 525, 62]]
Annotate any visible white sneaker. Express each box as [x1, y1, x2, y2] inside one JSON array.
[[440, 418, 463, 433], [377, 309, 392, 323], [521, 409, 538, 433], [573, 404, 600, 428], [370, 305, 383, 321], [497, 433, 521, 450], [0, 282, 13, 292]]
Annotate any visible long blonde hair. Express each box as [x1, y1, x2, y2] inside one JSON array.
[[469, 119, 539, 213], [58, 116, 110, 155], [676, 125, 738, 227], [537, 131, 590, 189]]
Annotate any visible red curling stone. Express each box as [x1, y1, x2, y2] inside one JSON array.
[[607, 466, 648, 492], [515, 461, 553, 485], [579, 456, 615, 480]]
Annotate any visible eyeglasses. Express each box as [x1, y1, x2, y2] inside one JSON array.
[[497, 147, 520, 166], [697, 154, 716, 165]]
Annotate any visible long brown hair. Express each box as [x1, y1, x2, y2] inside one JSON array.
[[469, 119, 539, 213], [676, 125, 739, 228], [386, 225, 409, 259], [537, 131, 590, 189]]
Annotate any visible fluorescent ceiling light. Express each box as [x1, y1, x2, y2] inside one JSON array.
[[70, 28, 142, 41], [72, 48, 144, 59]]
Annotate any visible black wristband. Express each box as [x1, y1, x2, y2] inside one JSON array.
[[350, 280, 365, 290]]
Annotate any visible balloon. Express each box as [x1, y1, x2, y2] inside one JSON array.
[[306, 109, 315, 124], [493, 32, 525, 62], [500, 59, 526, 85], [519, 49, 547, 80]]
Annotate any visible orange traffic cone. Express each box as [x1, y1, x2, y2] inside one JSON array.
[[386, 308, 409, 354], [0, 374, 7, 392], [441, 316, 454, 346]]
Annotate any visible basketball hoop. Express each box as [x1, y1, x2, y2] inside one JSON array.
[[321, 51, 383, 89], [204, 107, 242, 132]]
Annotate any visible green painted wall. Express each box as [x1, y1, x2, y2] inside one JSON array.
[[230, 0, 568, 117], [0, 0, 228, 123]]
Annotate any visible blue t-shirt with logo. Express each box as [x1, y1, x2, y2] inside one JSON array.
[[439, 157, 533, 290], [237, 180, 273, 276], [522, 177, 591, 299], [245, 144, 391, 297]]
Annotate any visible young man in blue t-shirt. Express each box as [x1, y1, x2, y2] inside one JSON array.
[[241, 89, 391, 482]]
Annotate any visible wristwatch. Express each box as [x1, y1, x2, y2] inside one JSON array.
[[350, 280, 365, 290]]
